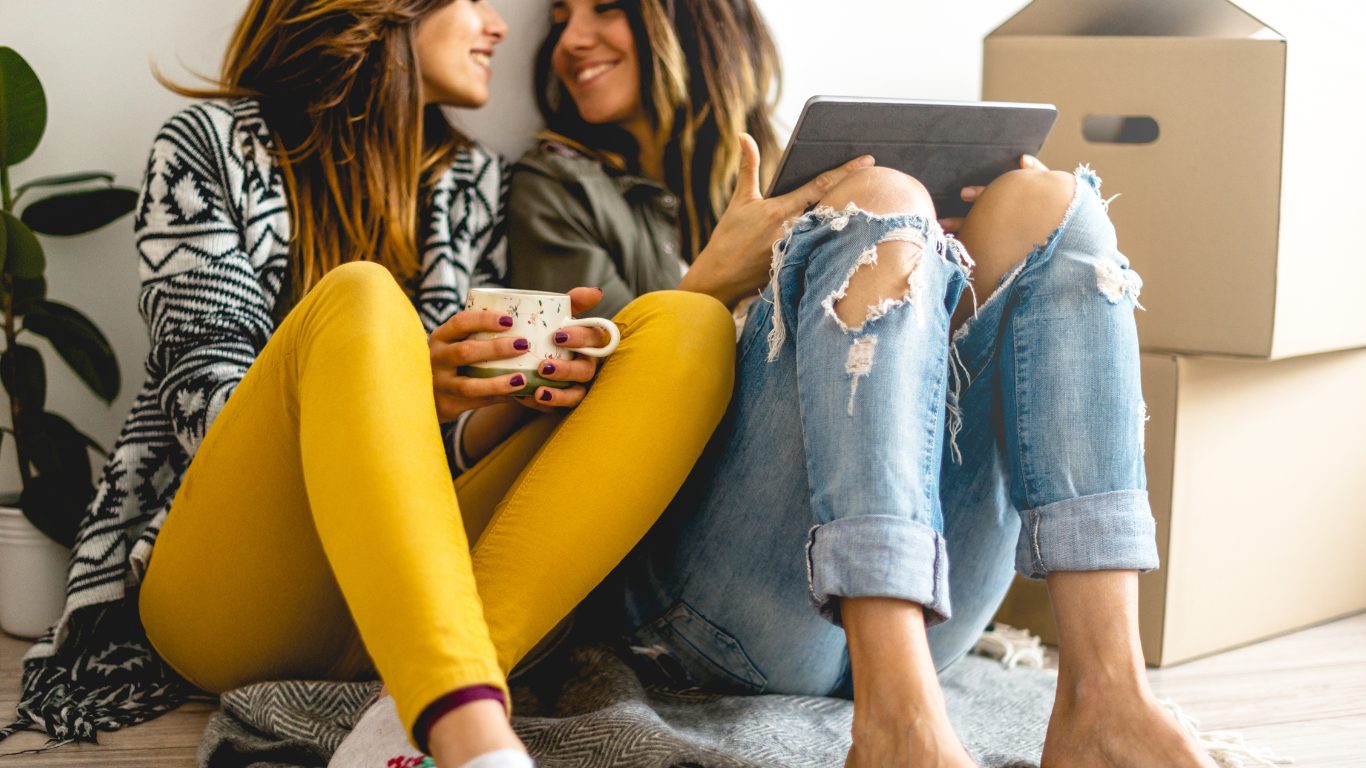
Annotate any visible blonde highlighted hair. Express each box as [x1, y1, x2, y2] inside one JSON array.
[[159, 0, 468, 299], [535, 0, 782, 260]]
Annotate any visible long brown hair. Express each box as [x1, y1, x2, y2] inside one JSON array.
[[159, 0, 467, 299], [535, 0, 782, 261]]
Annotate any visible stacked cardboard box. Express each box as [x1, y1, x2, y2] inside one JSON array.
[[981, 0, 1366, 665]]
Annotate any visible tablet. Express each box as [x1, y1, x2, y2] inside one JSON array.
[[767, 96, 1058, 219]]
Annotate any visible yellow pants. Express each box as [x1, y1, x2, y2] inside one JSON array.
[[138, 262, 735, 744]]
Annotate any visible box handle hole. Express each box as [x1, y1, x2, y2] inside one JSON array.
[[1083, 115, 1160, 145]]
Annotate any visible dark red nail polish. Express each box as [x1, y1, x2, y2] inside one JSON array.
[[514, 338, 529, 351], [542, 362, 556, 375], [510, 374, 525, 387], [554, 332, 569, 344], [539, 390, 553, 401], [499, 315, 515, 327]]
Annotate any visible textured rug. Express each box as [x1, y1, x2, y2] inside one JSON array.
[[197, 626, 1291, 768], [198, 641, 1055, 768]]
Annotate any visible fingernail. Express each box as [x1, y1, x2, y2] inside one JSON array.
[[514, 338, 529, 351], [860, 155, 875, 166], [499, 315, 514, 327], [510, 374, 526, 387], [962, 187, 978, 201], [1024, 155, 1039, 168], [554, 332, 569, 344], [541, 362, 556, 375], [539, 390, 553, 402]]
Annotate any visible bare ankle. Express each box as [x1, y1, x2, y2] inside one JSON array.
[[427, 700, 525, 767], [1058, 663, 1149, 707]]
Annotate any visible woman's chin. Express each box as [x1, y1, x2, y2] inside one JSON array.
[[573, 105, 627, 127], [434, 88, 490, 110]]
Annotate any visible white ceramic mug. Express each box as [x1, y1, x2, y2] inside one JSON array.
[[459, 288, 620, 395]]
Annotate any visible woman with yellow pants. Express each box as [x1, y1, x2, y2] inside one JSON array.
[[0, 1, 737, 766], [140, 265, 734, 765]]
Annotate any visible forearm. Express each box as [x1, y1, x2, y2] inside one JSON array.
[[460, 402, 535, 467], [677, 257, 757, 310]]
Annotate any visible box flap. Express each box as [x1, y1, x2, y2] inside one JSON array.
[[990, 0, 1280, 39]]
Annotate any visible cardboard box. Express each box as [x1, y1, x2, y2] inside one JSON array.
[[994, 349, 1366, 666], [982, 0, 1366, 359]]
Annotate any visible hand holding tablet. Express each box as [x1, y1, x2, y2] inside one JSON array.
[[768, 96, 1058, 220]]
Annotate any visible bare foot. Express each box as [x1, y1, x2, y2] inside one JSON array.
[[841, 597, 978, 768], [427, 699, 527, 767], [1042, 683, 1217, 768], [846, 710, 978, 767]]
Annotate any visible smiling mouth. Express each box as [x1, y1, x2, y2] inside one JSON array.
[[471, 50, 493, 70], [574, 61, 618, 84]]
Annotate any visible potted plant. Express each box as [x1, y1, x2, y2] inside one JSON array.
[[0, 46, 128, 638]]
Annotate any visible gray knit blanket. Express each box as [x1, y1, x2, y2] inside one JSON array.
[[197, 643, 1054, 768]]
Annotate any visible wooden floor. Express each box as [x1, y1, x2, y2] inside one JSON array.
[[1, 613, 1363, 766]]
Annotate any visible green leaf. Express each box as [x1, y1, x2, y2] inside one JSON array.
[[23, 410, 97, 478], [11, 275, 46, 315], [20, 411, 99, 548], [23, 300, 119, 402], [1, 343, 46, 413], [21, 187, 138, 236], [0, 209, 44, 278], [14, 171, 114, 200], [0, 47, 47, 168], [21, 474, 88, 548]]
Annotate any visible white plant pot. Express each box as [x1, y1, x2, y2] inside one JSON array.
[[0, 505, 70, 640]]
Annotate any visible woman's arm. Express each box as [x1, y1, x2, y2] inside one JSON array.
[[136, 104, 276, 456], [681, 135, 876, 310], [456, 403, 534, 470]]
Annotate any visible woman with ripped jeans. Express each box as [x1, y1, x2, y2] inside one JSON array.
[[508, 2, 1212, 764], [610, 161, 1176, 767]]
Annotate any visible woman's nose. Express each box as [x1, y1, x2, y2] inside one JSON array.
[[483, 3, 509, 42], [559, 10, 597, 50]]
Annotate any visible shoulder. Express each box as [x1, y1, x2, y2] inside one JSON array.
[[512, 139, 612, 185], [447, 141, 506, 186], [151, 97, 270, 159]]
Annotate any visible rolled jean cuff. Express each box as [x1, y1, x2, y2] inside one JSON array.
[[806, 515, 951, 627], [1015, 489, 1160, 578]]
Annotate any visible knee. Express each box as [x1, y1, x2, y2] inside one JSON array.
[[618, 290, 735, 351], [312, 261, 407, 308], [975, 168, 1077, 231], [817, 166, 937, 219], [307, 262, 416, 329], [292, 262, 425, 354], [615, 290, 736, 402]]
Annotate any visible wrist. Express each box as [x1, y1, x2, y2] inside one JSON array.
[[679, 257, 746, 309]]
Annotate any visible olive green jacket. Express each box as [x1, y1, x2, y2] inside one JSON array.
[[507, 141, 685, 319]]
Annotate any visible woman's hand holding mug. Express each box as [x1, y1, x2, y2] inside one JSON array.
[[428, 286, 618, 420]]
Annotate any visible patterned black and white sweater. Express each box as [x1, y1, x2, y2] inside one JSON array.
[[0, 97, 509, 746]]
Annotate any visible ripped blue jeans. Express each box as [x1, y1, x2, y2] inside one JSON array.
[[612, 167, 1158, 696]]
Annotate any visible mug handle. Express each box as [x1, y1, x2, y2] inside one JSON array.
[[560, 317, 621, 357]]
